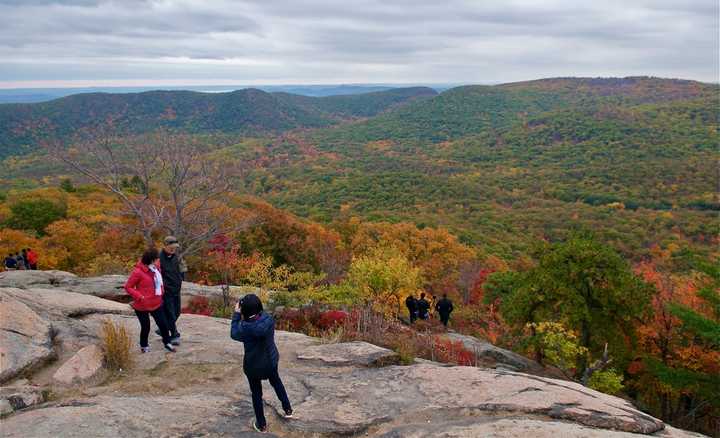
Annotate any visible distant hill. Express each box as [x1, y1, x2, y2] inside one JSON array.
[[312, 77, 718, 146], [0, 86, 437, 158]]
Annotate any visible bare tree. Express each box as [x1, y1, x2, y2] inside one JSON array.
[[44, 127, 253, 256]]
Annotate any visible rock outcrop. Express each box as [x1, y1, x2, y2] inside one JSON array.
[[52, 344, 104, 385], [0, 272, 707, 437]]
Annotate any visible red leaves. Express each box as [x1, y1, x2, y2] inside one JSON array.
[[181, 295, 212, 316]]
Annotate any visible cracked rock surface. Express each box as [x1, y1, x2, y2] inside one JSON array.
[[0, 275, 707, 437]]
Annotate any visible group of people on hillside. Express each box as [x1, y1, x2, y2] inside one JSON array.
[[3, 248, 38, 271], [124, 237, 291, 433], [405, 292, 454, 327]]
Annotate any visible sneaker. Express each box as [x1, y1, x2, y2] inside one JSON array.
[[283, 408, 294, 419], [170, 336, 181, 346], [252, 421, 267, 433], [164, 343, 176, 353], [140, 346, 150, 353]]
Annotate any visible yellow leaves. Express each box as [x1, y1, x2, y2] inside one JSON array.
[[44, 219, 97, 271], [346, 246, 423, 317]]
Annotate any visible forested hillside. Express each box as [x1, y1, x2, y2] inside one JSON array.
[[0, 86, 436, 159]]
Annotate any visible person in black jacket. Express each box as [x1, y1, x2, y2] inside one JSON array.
[[405, 294, 418, 323], [158, 236, 183, 344], [4, 253, 17, 270], [435, 293, 454, 327], [231, 294, 293, 433], [417, 293, 430, 320]]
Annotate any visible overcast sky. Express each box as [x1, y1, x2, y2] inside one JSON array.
[[0, 0, 717, 88]]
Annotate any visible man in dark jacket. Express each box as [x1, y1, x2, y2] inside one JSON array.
[[231, 294, 293, 433], [158, 236, 183, 344], [405, 294, 418, 323], [435, 293, 454, 327], [417, 293, 430, 320]]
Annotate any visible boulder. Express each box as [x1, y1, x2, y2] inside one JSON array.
[[0, 295, 54, 383], [298, 341, 400, 367], [0, 270, 77, 288], [53, 345, 104, 385], [0, 287, 131, 318], [443, 332, 544, 373], [0, 381, 45, 416]]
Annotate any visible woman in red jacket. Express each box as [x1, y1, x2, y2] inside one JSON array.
[[124, 248, 176, 353]]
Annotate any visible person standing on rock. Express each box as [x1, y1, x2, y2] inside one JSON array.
[[231, 294, 293, 433], [405, 294, 418, 323], [157, 236, 183, 345], [435, 294, 454, 327], [417, 293, 430, 320], [14, 252, 25, 270], [124, 248, 176, 353], [26, 248, 38, 270]]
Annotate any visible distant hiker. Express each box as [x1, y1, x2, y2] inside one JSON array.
[[435, 294, 454, 327], [4, 253, 17, 270], [124, 248, 176, 353], [21, 249, 29, 268], [157, 236, 183, 345], [15, 253, 25, 270], [26, 248, 38, 270], [231, 294, 293, 433], [417, 293, 430, 320], [405, 294, 418, 323]]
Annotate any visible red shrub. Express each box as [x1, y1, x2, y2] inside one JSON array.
[[182, 295, 212, 316], [317, 310, 349, 330], [433, 338, 475, 366]]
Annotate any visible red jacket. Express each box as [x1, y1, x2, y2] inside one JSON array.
[[27, 250, 38, 265], [124, 262, 164, 311]]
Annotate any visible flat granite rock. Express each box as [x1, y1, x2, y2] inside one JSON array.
[[297, 341, 400, 367], [0, 381, 46, 416], [0, 273, 706, 438]]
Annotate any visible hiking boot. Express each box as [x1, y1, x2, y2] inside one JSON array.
[[164, 343, 176, 353], [252, 421, 268, 433]]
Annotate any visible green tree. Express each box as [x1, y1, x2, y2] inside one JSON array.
[[4, 199, 67, 235], [498, 233, 654, 371]]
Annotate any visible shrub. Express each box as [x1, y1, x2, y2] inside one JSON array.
[[432, 338, 475, 366], [100, 319, 133, 372], [587, 368, 624, 395], [526, 322, 588, 374], [4, 198, 67, 235], [182, 296, 212, 316]]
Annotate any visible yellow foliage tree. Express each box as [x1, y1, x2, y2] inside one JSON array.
[[345, 246, 423, 316], [43, 219, 97, 271]]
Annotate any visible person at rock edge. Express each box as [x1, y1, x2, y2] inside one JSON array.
[[157, 236, 183, 345], [4, 253, 17, 270], [230, 294, 293, 433], [435, 293, 454, 327], [124, 248, 176, 353], [417, 293, 430, 320], [14, 253, 25, 270], [405, 294, 418, 323], [26, 248, 38, 270]]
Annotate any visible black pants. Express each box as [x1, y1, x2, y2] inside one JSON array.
[[162, 292, 181, 337], [247, 368, 292, 429], [135, 308, 171, 347], [408, 309, 417, 323], [439, 313, 450, 326]]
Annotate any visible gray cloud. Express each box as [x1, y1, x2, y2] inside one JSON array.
[[0, 0, 717, 87]]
